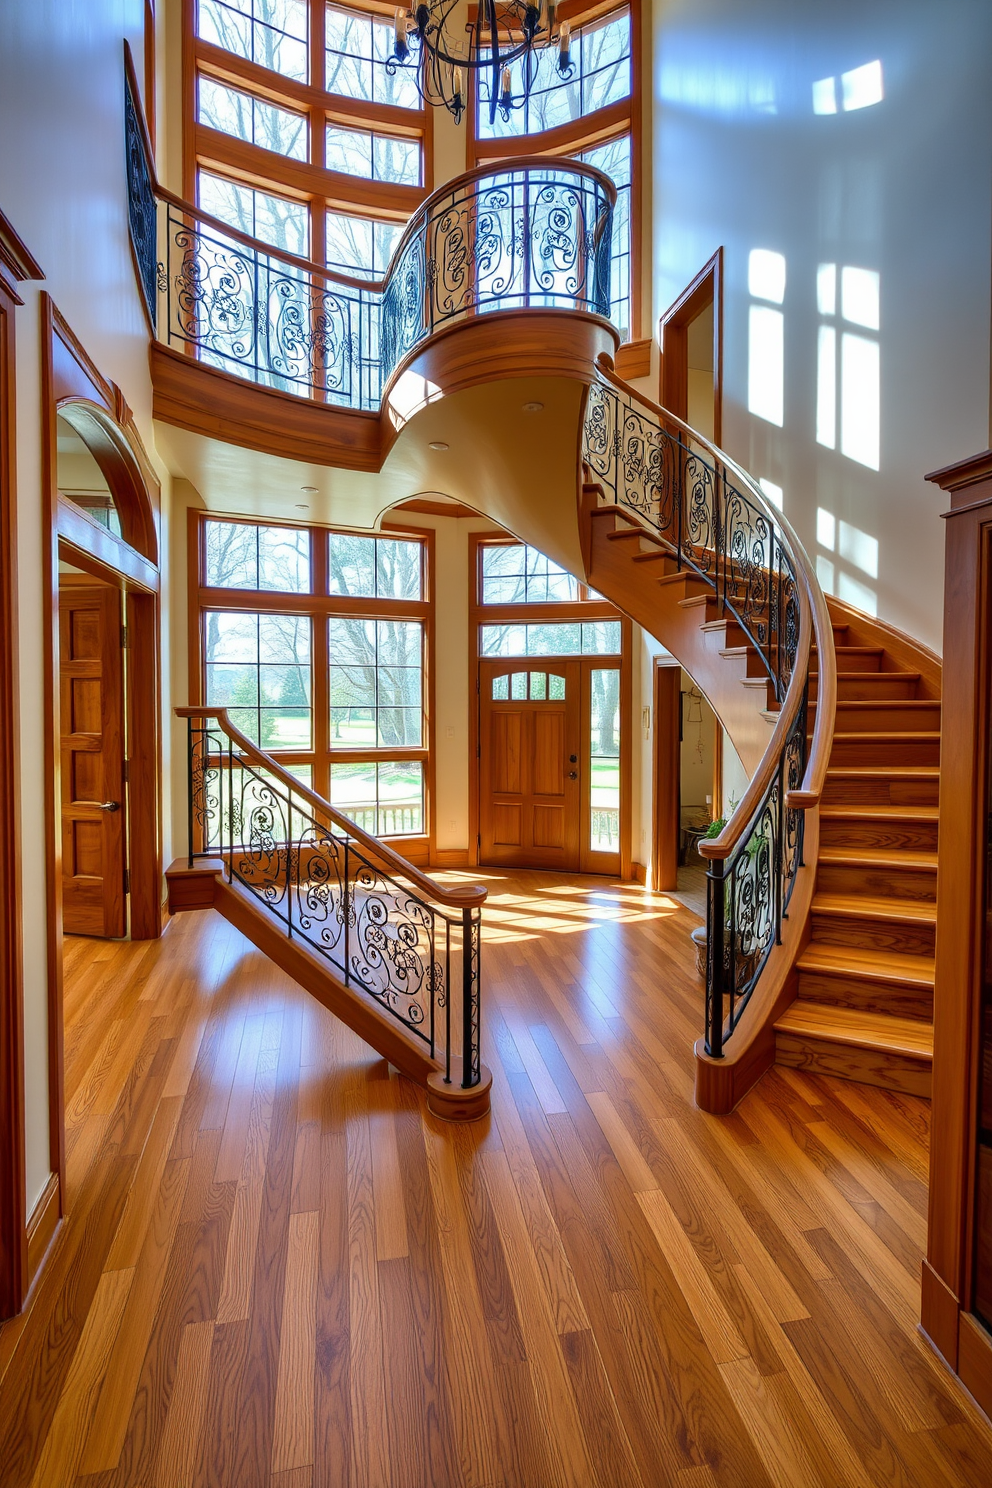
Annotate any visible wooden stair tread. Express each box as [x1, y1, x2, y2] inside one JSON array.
[[817, 845, 937, 869], [819, 804, 939, 822], [832, 669, 920, 681], [812, 892, 937, 925], [812, 700, 938, 713], [797, 943, 935, 987], [774, 1004, 933, 1059]]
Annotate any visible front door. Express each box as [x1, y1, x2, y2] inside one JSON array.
[[59, 581, 127, 937], [479, 660, 581, 869]]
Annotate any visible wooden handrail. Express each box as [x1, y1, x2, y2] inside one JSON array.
[[157, 155, 617, 305], [591, 353, 836, 863], [175, 706, 487, 910]]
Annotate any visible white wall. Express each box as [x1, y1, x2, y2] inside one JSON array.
[[0, 0, 165, 1217], [650, 0, 992, 653]]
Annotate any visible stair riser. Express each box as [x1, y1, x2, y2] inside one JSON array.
[[775, 1035, 932, 1097], [810, 914, 936, 958], [821, 777, 940, 807], [812, 648, 883, 673], [826, 737, 940, 767], [810, 676, 920, 703], [812, 703, 942, 732], [795, 971, 933, 1021], [816, 861, 937, 902], [819, 819, 939, 853]]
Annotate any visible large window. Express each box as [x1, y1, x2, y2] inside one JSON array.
[[193, 515, 432, 845], [469, 5, 638, 342], [190, 0, 428, 276]]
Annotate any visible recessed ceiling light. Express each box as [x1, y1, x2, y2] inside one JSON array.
[[429, 441, 449, 451], [301, 485, 317, 493], [522, 400, 544, 412]]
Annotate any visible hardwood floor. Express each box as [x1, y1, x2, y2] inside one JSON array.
[[1, 869, 990, 1487]]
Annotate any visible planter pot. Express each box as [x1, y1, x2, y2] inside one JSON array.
[[690, 925, 707, 981]]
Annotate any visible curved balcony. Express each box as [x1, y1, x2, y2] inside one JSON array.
[[152, 157, 617, 460]]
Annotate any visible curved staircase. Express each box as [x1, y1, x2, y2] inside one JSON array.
[[152, 159, 944, 1115]]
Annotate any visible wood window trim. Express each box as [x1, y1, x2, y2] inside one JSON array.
[[183, 0, 435, 247], [188, 510, 437, 864], [651, 657, 680, 893], [465, 1, 641, 339], [467, 530, 632, 876]]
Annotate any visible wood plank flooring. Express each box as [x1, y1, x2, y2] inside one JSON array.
[[1, 869, 990, 1487]]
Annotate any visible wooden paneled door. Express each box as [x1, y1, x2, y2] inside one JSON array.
[[59, 581, 127, 937], [480, 660, 581, 869]]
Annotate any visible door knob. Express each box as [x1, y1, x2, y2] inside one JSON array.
[[100, 800, 120, 812], [568, 771, 578, 779]]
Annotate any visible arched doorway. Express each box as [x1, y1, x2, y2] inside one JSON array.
[[40, 297, 163, 1234]]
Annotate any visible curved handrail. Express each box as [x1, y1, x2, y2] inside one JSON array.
[[175, 705, 487, 910], [590, 352, 836, 855]]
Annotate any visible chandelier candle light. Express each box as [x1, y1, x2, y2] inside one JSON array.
[[390, 0, 575, 125]]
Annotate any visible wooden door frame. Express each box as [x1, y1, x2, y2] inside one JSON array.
[[41, 296, 163, 1239], [0, 212, 42, 1319], [652, 658, 681, 892], [659, 247, 724, 443]]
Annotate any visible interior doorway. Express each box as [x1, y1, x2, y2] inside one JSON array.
[[58, 570, 127, 937], [660, 248, 723, 443]]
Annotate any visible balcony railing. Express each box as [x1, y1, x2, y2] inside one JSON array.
[[155, 159, 615, 410]]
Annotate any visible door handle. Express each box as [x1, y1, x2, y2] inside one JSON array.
[[568, 771, 578, 780], [100, 800, 120, 812]]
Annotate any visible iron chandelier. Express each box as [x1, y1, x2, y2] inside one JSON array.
[[389, 0, 576, 126]]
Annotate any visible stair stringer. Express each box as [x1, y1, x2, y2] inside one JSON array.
[[166, 858, 492, 1120]]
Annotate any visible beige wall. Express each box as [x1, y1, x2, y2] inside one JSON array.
[[649, 0, 992, 653], [0, 1, 170, 1216]]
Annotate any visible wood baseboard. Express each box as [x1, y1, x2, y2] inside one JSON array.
[[958, 1312, 992, 1425], [431, 848, 470, 868], [26, 1172, 60, 1287], [631, 860, 648, 886]]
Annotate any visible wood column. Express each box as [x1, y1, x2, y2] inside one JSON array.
[[923, 447, 992, 1421]]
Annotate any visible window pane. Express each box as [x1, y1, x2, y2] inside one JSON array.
[[492, 674, 509, 700], [204, 610, 312, 748], [205, 520, 310, 590], [376, 538, 421, 598], [372, 133, 421, 185], [198, 169, 308, 257], [258, 526, 310, 591], [325, 210, 403, 280], [327, 533, 422, 597], [198, 76, 307, 159], [326, 5, 422, 110], [480, 620, 621, 656], [325, 124, 374, 178], [328, 617, 423, 748], [198, 0, 307, 81], [480, 542, 578, 603], [549, 674, 566, 700], [589, 667, 620, 851], [477, 8, 630, 138], [579, 134, 631, 341], [330, 760, 423, 836]]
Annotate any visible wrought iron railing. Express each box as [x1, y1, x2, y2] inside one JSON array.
[[179, 707, 486, 1090], [155, 158, 615, 408], [582, 358, 835, 1057]]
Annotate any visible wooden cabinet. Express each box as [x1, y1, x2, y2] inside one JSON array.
[[924, 448, 992, 1420]]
